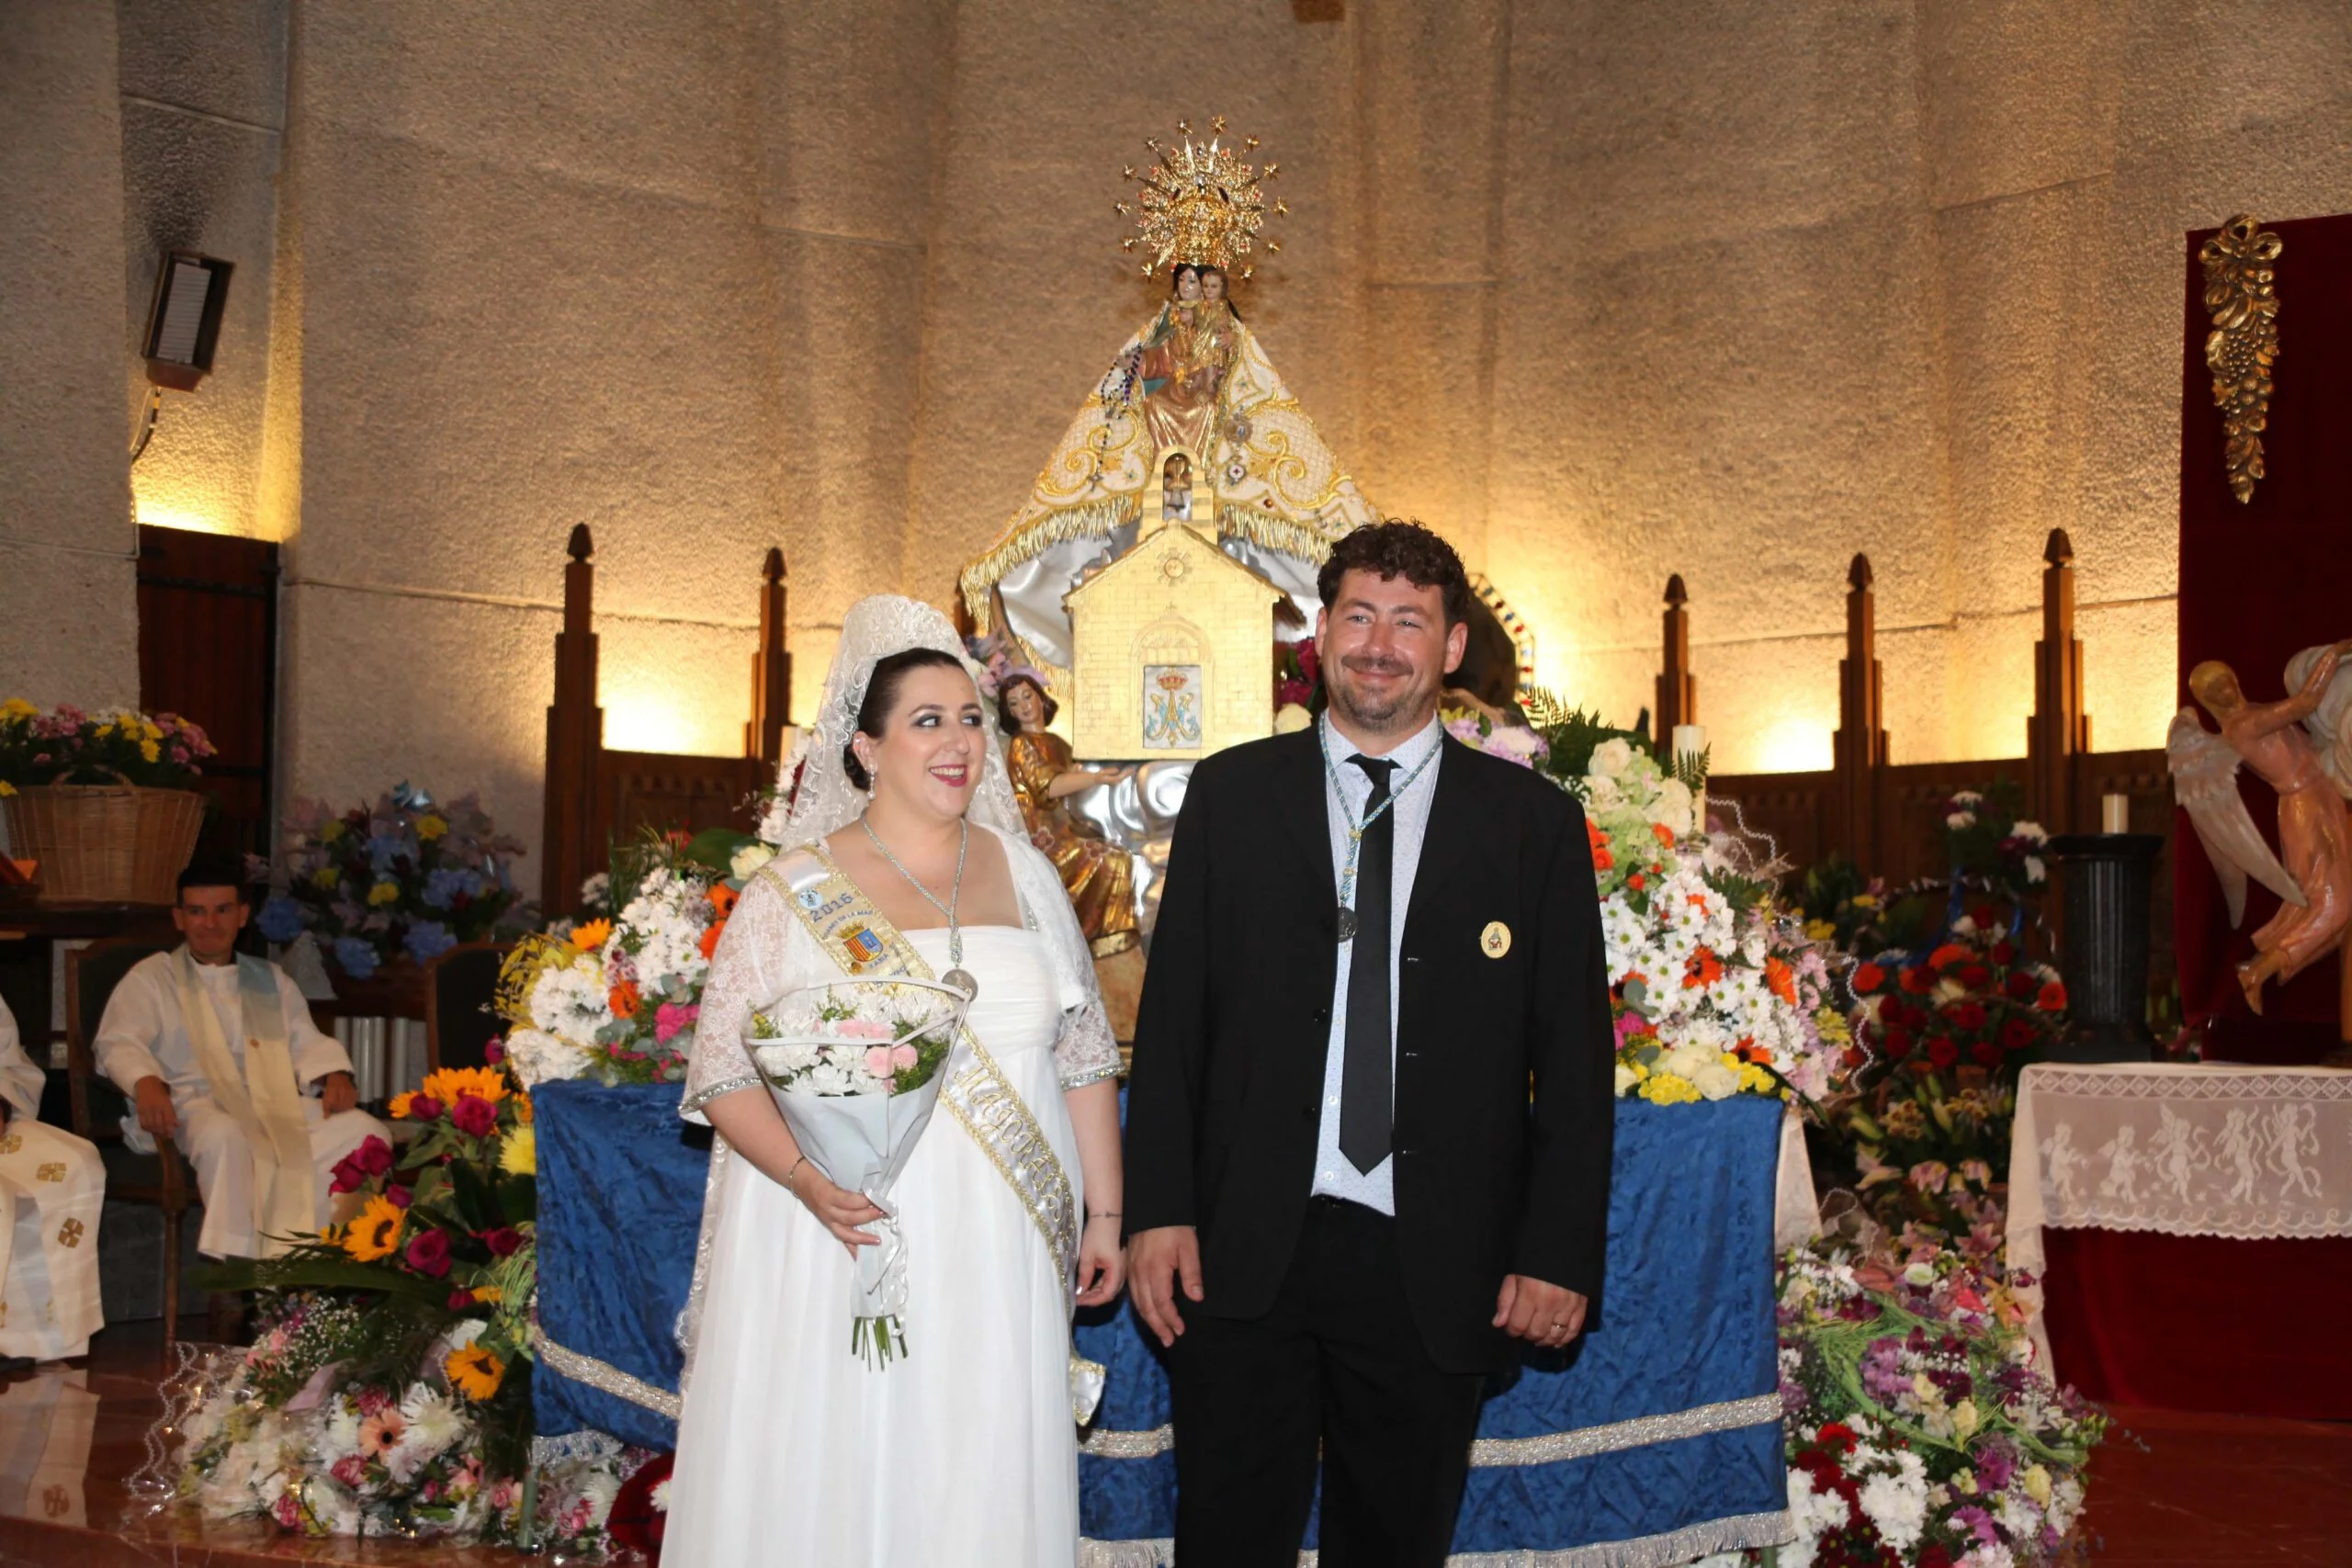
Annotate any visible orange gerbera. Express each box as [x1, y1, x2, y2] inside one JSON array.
[[1851, 963, 1886, 993], [1928, 942, 1972, 972], [446, 1343, 505, 1402], [1764, 955, 1798, 1007], [570, 919, 614, 953], [1585, 818, 1614, 872], [424, 1066, 508, 1106], [2036, 980, 2067, 1012], [342, 1194, 405, 1262], [698, 919, 728, 961], [609, 979, 642, 1019], [1651, 822, 1677, 848], [709, 883, 741, 919], [1682, 947, 1724, 988]]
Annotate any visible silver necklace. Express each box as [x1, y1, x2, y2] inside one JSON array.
[[861, 816, 978, 998], [1317, 719, 1440, 942]]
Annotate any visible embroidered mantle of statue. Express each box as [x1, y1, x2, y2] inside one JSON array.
[[2168, 639, 2352, 1022], [993, 670, 1139, 956], [958, 119, 1376, 687]]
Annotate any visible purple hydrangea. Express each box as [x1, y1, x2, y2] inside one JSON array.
[[403, 919, 457, 964], [332, 936, 379, 979], [256, 896, 307, 943], [422, 867, 478, 910]]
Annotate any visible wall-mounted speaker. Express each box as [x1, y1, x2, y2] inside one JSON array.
[[141, 252, 233, 390]]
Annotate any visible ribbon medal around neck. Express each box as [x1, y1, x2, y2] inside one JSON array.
[[861, 817, 979, 998], [1318, 723, 1439, 944]]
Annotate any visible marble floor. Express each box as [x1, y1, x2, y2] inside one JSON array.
[[0, 1325, 2345, 1564]]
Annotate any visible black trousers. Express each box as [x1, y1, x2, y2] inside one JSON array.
[[1168, 1196, 1487, 1568]]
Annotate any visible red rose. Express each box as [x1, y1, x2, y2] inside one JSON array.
[[1946, 1001, 1987, 1032], [2003, 1017, 2039, 1051], [1958, 964, 1992, 989], [448, 1288, 478, 1312], [2006, 971, 2040, 1000], [353, 1135, 394, 1176], [1971, 904, 1997, 928], [386, 1184, 413, 1209], [329, 1152, 368, 1195], [2038, 980, 2067, 1011], [1927, 1036, 1960, 1070], [481, 1225, 525, 1258], [405, 1227, 453, 1278], [450, 1093, 499, 1137], [1851, 963, 1886, 993], [409, 1094, 446, 1122], [1904, 1003, 1932, 1032], [1883, 1027, 1915, 1060], [1971, 1040, 2003, 1067], [1900, 965, 1935, 994], [608, 1453, 676, 1555], [1991, 941, 2018, 964], [1919, 1547, 1954, 1568]]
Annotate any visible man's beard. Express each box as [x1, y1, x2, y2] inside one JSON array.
[[1326, 655, 1438, 734]]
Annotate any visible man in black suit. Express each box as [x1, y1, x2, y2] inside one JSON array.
[[1125, 521, 1614, 1567]]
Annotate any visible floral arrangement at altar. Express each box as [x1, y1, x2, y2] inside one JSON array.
[[1739, 1235, 2107, 1568], [498, 827, 775, 1089], [1445, 700, 1851, 1107], [255, 785, 535, 979], [1938, 780, 2051, 904], [178, 1064, 656, 1548], [0, 699, 215, 792]]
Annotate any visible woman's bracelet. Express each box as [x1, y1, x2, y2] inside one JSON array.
[[783, 1155, 810, 1192], [1086, 1211, 1121, 1224]]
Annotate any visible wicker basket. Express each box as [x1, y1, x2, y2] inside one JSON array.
[[2, 783, 207, 904]]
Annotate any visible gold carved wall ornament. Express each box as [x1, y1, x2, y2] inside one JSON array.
[[2199, 214, 2282, 505]]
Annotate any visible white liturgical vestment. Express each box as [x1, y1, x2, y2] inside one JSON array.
[[0, 997, 104, 1360], [93, 951, 386, 1260]]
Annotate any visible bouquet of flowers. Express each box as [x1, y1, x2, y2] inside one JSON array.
[[1446, 701, 1850, 1106], [1748, 1238, 2105, 1568], [256, 785, 534, 979], [0, 699, 214, 793], [1939, 780, 2051, 904], [498, 828, 778, 1088], [177, 1062, 600, 1548], [751, 978, 968, 1366]]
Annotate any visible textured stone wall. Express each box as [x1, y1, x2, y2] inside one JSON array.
[[0, 0, 137, 710], [9, 2, 2347, 895]]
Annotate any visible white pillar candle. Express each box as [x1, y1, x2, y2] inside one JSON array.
[[1671, 724, 1706, 761], [2102, 793, 2131, 834]]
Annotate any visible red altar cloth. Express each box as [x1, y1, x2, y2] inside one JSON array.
[[2041, 1227, 2352, 1421]]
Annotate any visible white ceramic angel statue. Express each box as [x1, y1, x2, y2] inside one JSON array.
[[2168, 639, 2352, 1015]]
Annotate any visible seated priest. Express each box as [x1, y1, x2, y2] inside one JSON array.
[[0, 994, 105, 1366], [93, 866, 387, 1260]]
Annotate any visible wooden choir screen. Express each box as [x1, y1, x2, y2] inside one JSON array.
[[540, 526, 792, 918], [1674, 529, 2171, 924]]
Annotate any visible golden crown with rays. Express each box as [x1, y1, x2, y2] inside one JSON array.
[[1115, 117, 1287, 278]]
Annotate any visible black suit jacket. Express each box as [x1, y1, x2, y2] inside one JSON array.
[[1124, 726, 1616, 1374]]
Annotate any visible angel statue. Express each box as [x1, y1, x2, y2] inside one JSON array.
[[2169, 639, 2352, 1016]]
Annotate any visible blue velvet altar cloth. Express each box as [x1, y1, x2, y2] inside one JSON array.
[[533, 1086, 1787, 1555], [532, 1080, 706, 1451]]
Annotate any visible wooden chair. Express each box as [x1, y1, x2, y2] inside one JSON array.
[[425, 942, 514, 1072], [62, 938, 192, 1349]]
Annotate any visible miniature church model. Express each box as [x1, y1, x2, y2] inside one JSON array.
[[1066, 448, 1285, 761]]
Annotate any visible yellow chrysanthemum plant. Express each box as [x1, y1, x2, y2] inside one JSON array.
[[0, 699, 215, 795]]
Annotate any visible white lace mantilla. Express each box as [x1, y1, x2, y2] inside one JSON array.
[[2007, 1060, 2352, 1380]]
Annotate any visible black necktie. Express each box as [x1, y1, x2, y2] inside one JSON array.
[[1340, 753, 1396, 1174]]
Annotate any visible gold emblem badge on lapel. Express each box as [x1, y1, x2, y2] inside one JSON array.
[[1480, 920, 1511, 959]]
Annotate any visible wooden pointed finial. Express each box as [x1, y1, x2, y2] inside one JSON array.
[[763, 547, 786, 584], [1664, 573, 1688, 608], [1848, 552, 1872, 590], [2043, 527, 2074, 567], [567, 523, 594, 562]]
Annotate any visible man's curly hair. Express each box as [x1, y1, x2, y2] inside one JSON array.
[[1316, 520, 1472, 627]]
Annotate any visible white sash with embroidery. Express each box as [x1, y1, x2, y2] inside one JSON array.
[[172, 949, 315, 1256]]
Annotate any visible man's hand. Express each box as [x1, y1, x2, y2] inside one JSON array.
[[318, 1071, 359, 1116], [133, 1075, 178, 1140], [1495, 1274, 1588, 1350], [1128, 1224, 1203, 1348]]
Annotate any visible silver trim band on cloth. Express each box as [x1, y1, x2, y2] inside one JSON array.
[[532, 1327, 684, 1420], [1077, 1508, 1795, 1568], [1080, 1392, 1785, 1467]]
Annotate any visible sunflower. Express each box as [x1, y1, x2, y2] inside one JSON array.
[[446, 1343, 505, 1402], [423, 1066, 508, 1106], [342, 1194, 406, 1262], [388, 1090, 417, 1120], [498, 1125, 537, 1178]]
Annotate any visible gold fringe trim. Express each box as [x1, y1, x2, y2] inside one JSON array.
[[1214, 502, 1354, 564], [961, 495, 1144, 631]]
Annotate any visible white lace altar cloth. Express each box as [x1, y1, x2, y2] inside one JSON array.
[[2007, 1061, 2352, 1377]]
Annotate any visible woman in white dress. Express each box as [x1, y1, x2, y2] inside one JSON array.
[[665, 595, 1126, 1568]]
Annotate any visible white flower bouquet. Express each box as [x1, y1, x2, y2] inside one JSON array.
[[750, 978, 968, 1367]]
